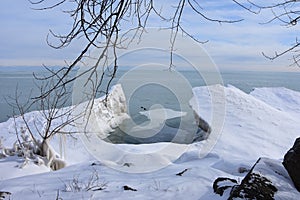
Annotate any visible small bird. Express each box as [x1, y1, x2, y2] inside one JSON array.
[[140, 106, 147, 111]]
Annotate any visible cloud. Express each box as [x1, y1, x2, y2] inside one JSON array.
[[0, 0, 81, 67], [0, 0, 299, 72], [177, 1, 299, 71]]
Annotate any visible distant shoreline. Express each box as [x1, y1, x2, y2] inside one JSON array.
[[1, 65, 300, 74]]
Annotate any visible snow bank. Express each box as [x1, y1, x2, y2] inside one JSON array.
[[0, 84, 129, 173], [250, 87, 300, 118], [1, 84, 300, 199], [191, 85, 300, 163]]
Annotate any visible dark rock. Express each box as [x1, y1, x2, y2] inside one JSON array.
[[123, 185, 137, 191], [228, 158, 278, 200], [0, 191, 11, 200], [193, 111, 211, 134], [0, 153, 7, 159], [213, 177, 238, 196], [283, 137, 300, 192], [213, 157, 300, 199], [123, 163, 133, 167], [229, 173, 277, 200], [238, 166, 250, 174]]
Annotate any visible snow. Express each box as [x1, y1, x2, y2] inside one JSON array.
[[0, 84, 300, 199], [250, 87, 300, 118], [76, 84, 130, 139], [254, 158, 300, 199], [0, 155, 50, 180], [191, 85, 300, 162]]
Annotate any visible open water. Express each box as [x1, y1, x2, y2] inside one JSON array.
[[1, 67, 300, 124]]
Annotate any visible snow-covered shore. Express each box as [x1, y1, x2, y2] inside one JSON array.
[[0, 84, 299, 199]]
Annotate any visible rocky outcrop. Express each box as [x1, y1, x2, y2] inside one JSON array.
[[229, 171, 277, 200], [213, 138, 300, 199], [214, 158, 280, 200], [283, 137, 300, 192]]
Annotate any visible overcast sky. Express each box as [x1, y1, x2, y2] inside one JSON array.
[[0, 0, 299, 72]]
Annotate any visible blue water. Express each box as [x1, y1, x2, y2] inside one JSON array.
[[1, 67, 300, 123]]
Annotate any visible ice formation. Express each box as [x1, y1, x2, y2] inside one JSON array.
[[80, 84, 130, 139]]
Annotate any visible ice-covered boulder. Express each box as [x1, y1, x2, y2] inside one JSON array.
[[214, 157, 299, 199], [283, 137, 300, 192], [82, 84, 130, 139], [228, 158, 278, 200]]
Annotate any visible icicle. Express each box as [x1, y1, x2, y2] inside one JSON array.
[[63, 134, 66, 159], [59, 133, 62, 159], [59, 133, 66, 160]]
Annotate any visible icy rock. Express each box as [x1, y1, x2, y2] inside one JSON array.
[[229, 173, 277, 200], [85, 84, 130, 139], [228, 158, 278, 200], [193, 111, 211, 133], [214, 158, 288, 199], [283, 137, 300, 192], [0, 191, 11, 200], [41, 140, 66, 170]]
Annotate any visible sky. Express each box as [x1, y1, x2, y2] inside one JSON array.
[[0, 0, 299, 72]]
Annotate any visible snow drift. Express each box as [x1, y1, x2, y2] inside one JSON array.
[[191, 84, 300, 162], [1, 84, 300, 199]]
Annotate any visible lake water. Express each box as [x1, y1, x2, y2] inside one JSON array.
[[1, 68, 300, 124]]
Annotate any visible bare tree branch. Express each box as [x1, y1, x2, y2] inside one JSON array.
[[30, 0, 244, 102], [235, 0, 300, 66]]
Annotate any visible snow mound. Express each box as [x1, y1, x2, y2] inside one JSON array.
[[1, 84, 300, 199], [251, 87, 300, 118], [191, 84, 300, 162]]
